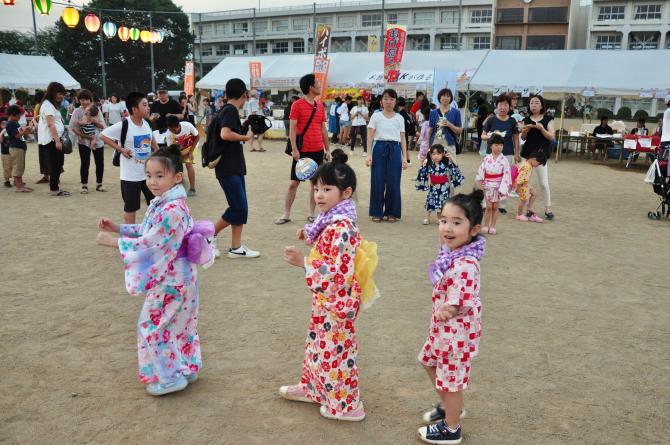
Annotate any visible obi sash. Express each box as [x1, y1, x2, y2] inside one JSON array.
[[430, 174, 449, 184]]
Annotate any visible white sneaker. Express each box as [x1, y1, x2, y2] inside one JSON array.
[[212, 237, 221, 258], [362, 152, 367, 157], [509, 191, 519, 198], [227, 245, 260, 259]]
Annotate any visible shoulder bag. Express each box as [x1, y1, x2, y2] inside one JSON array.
[[285, 100, 317, 156]]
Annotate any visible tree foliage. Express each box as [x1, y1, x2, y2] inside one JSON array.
[[46, 0, 193, 96], [0, 30, 53, 55]]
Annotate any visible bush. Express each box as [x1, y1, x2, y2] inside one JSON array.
[[615, 107, 632, 120], [633, 109, 649, 120], [596, 108, 614, 119]]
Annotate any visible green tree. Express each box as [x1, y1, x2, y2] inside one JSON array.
[[0, 30, 52, 55], [47, 0, 193, 96]]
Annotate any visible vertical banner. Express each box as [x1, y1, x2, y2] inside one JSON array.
[[184, 61, 195, 96], [368, 35, 379, 52], [315, 24, 332, 59], [383, 25, 407, 84], [314, 58, 330, 99], [249, 61, 262, 89]]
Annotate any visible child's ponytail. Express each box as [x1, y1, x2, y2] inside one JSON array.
[[444, 189, 485, 228], [149, 143, 184, 173]]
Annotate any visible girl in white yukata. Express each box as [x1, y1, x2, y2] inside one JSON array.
[[475, 134, 512, 235], [97, 144, 213, 396], [281, 150, 379, 422], [417, 189, 486, 445]]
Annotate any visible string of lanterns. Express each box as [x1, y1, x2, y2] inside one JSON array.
[[1, 0, 165, 44]]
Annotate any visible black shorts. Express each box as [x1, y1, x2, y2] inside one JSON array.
[[120, 180, 154, 213], [290, 150, 325, 182]]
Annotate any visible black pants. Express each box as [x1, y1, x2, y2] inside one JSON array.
[[45, 141, 64, 191], [78, 143, 104, 185], [38, 143, 50, 175], [350, 125, 368, 152]]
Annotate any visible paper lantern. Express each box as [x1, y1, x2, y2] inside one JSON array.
[[103, 21, 117, 38], [149, 31, 159, 44], [33, 0, 51, 15], [2, 0, 17, 6], [84, 13, 100, 33], [61, 6, 79, 28], [129, 27, 140, 41], [118, 26, 130, 42], [156, 31, 165, 43], [140, 30, 151, 43]]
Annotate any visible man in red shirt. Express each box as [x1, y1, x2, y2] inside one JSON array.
[[275, 74, 331, 224], [410, 91, 425, 116]]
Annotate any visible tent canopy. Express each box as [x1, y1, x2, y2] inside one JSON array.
[[0, 53, 80, 90]]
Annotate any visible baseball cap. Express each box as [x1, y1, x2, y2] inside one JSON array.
[[665, 94, 670, 104]]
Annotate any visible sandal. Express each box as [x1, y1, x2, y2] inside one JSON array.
[[81, 185, 88, 194], [250, 149, 258, 152], [258, 148, 266, 152], [387, 217, 398, 223], [274, 217, 291, 225], [52, 190, 71, 197], [15, 188, 33, 193], [96, 184, 107, 192], [371, 217, 382, 223]]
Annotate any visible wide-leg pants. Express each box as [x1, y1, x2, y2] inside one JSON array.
[[369, 140, 402, 219]]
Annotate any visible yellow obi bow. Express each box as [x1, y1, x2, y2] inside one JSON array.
[[307, 239, 380, 309]]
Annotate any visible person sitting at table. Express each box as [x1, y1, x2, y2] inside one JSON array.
[[630, 118, 648, 136], [590, 116, 614, 160], [653, 117, 662, 137]]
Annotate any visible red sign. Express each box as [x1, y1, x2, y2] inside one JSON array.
[[383, 25, 407, 83], [249, 61, 262, 89]]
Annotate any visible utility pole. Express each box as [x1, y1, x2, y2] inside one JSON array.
[[30, 0, 39, 53], [99, 10, 107, 97], [457, 0, 463, 50], [253, 8, 257, 56], [149, 12, 156, 93], [198, 13, 203, 80], [312, 2, 316, 51], [380, 0, 385, 51]]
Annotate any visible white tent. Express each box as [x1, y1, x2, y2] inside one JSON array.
[[0, 53, 80, 90]]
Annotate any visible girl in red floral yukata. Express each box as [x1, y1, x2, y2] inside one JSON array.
[[417, 189, 486, 445], [281, 149, 378, 422]]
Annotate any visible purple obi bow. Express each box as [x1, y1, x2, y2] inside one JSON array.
[[177, 220, 216, 265]]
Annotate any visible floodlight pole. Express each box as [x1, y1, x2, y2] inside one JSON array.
[[380, 0, 385, 51], [198, 13, 203, 80], [457, 0, 463, 50], [99, 10, 107, 97], [30, 0, 39, 53], [149, 13, 156, 93], [252, 8, 257, 56]]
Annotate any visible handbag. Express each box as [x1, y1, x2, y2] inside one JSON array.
[[60, 131, 73, 154], [285, 100, 318, 156], [242, 114, 273, 135], [442, 110, 462, 155]]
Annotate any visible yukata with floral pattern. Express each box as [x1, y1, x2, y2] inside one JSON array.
[[299, 210, 362, 417], [515, 160, 533, 202], [416, 161, 464, 212], [118, 184, 202, 385], [419, 239, 484, 393], [475, 153, 512, 203]]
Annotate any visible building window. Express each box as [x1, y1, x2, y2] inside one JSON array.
[[331, 38, 352, 52], [622, 98, 653, 115], [470, 9, 492, 24], [233, 43, 247, 55], [273, 41, 289, 53], [256, 42, 268, 54], [528, 7, 568, 23], [441, 10, 458, 25], [255, 21, 267, 33], [595, 34, 622, 50], [629, 32, 660, 50], [472, 35, 490, 50], [293, 40, 305, 53], [590, 96, 616, 113], [497, 8, 524, 24], [216, 44, 229, 56], [387, 13, 398, 24], [634, 4, 662, 20], [233, 22, 248, 34], [496, 36, 521, 50], [526, 35, 565, 50], [362, 14, 382, 27], [338, 15, 355, 28], [316, 16, 333, 25], [409, 35, 430, 51], [414, 12, 435, 26], [440, 35, 459, 50], [355, 36, 369, 51], [200, 24, 212, 36], [214, 23, 226, 35], [597, 5, 625, 21], [272, 19, 288, 32], [202, 46, 212, 57], [293, 17, 309, 31]]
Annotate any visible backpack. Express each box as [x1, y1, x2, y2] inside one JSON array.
[[201, 106, 226, 169], [112, 118, 152, 167]]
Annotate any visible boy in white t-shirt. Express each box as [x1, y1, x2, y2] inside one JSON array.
[[166, 115, 199, 196], [101, 92, 158, 224]]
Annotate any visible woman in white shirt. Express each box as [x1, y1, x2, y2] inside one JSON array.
[[38, 82, 69, 196], [104, 94, 126, 125], [349, 96, 369, 155], [365, 89, 408, 222]]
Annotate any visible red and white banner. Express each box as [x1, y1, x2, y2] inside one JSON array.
[[314, 24, 332, 99], [184, 61, 194, 96], [249, 61, 262, 89], [383, 25, 407, 84]]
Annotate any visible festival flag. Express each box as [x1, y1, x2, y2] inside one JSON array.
[[184, 61, 194, 96], [368, 35, 379, 52], [315, 24, 332, 59], [314, 57, 330, 100], [249, 61, 262, 89], [383, 25, 407, 84]]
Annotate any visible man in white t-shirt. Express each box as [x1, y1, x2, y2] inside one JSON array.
[[101, 92, 158, 224], [166, 115, 199, 197], [246, 89, 265, 152]]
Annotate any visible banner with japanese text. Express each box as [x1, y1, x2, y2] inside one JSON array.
[[314, 57, 330, 100], [249, 61, 262, 89], [383, 25, 407, 84], [184, 61, 194, 96], [315, 24, 332, 59]]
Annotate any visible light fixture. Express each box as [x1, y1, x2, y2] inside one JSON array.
[[149, 31, 159, 44], [140, 30, 151, 43], [129, 27, 140, 41], [33, 0, 51, 15], [2, 0, 17, 6], [103, 21, 117, 38], [118, 25, 130, 42], [84, 13, 100, 33], [61, 5, 80, 28], [156, 31, 165, 43]]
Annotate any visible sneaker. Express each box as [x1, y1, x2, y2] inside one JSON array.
[[362, 152, 367, 158], [498, 208, 508, 214], [36, 177, 49, 184], [278, 385, 314, 403], [418, 421, 462, 444], [3, 180, 11, 188], [187, 188, 196, 197], [422, 403, 467, 424], [509, 191, 519, 198], [212, 237, 221, 259], [227, 245, 260, 259], [516, 214, 529, 222], [422, 219, 430, 225], [319, 403, 366, 422], [528, 214, 544, 223], [145, 375, 188, 396], [544, 211, 555, 221]]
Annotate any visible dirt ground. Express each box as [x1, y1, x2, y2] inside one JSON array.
[[1, 140, 668, 445]]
